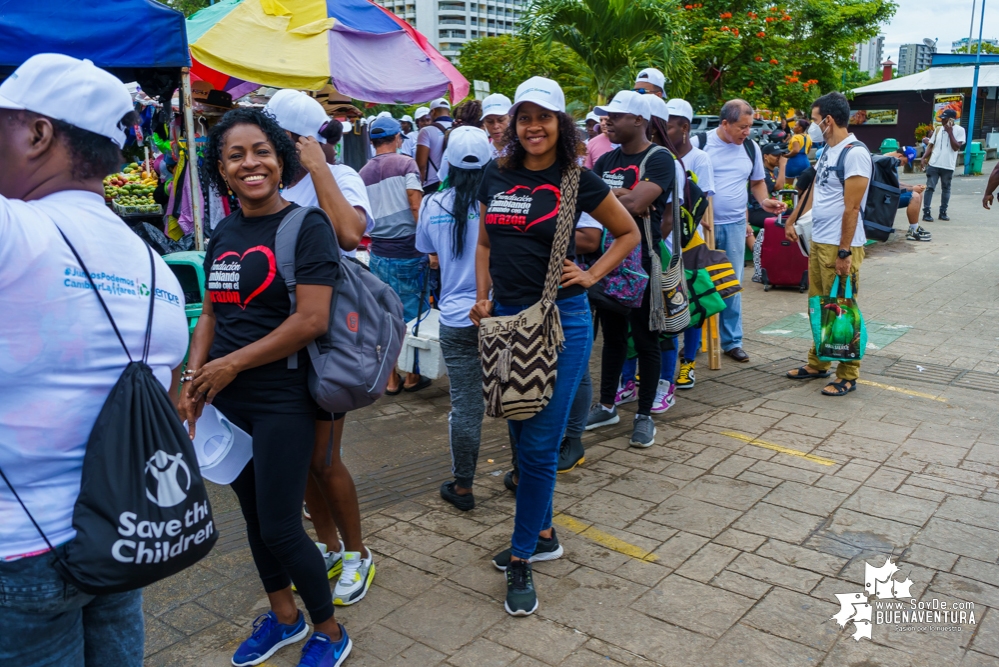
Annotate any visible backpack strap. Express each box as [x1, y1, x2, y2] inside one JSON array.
[[832, 141, 867, 187], [743, 138, 756, 164], [694, 132, 707, 149], [275, 205, 339, 369]]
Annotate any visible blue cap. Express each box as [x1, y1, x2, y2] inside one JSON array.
[[369, 116, 402, 139], [903, 146, 917, 163]]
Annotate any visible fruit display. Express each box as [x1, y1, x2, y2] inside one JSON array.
[[104, 162, 162, 214]]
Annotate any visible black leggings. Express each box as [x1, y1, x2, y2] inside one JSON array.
[[214, 397, 334, 625], [598, 288, 661, 415]]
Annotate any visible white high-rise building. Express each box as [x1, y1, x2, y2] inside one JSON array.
[[376, 0, 527, 61], [852, 35, 885, 77], [898, 41, 937, 77]]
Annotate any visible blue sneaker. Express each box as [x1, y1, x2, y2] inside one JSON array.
[[298, 625, 352, 667], [232, 611, 309, 666]]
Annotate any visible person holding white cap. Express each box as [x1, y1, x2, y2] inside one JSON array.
[[399, 114, 417, 157], [415, 98, 453, 194], [634, 67, 666, 97], [470, 76, 640, 618], [586, 90, 678, 444], [414, 126, 492, 512], [0, 54, 189, 666], [480, 93, 512, 157]]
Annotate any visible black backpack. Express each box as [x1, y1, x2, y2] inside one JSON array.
[[0, 229, 216, 594], [833, 142, 900, 241]]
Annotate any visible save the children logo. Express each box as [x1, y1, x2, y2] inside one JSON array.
[[144, 450, 192, 508], [831, 555, 975, 641]]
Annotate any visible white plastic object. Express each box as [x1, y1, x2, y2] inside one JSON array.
[[397, 309, 448, 380], [184, 404, 253, 485]]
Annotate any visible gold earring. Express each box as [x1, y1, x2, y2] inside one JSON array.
[[224, 181, 232, 196], [279, 181, 284, 190]]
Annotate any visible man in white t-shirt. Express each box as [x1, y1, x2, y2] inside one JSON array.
[[399, 114, 417, 157], [415, 98, 453, 194], [700, 99, 785, 362], [785, 92, 872, 397], [920, 108, 966, 222], [0, 54, 188, 666]]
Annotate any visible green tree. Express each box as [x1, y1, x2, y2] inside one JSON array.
[[954, 41, 999, 54], [519, 0, 692, 104], [165, 0, 212, 17]]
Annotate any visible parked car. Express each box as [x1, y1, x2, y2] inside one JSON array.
[[750, 119, 778, 144], [690, 115, 720, 133]]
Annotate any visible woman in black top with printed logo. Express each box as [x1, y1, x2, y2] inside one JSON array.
[[177, 108, 352, 667], [470, 77, 640, 618]]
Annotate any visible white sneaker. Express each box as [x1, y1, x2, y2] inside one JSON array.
[[650, 380, 676, 415], [334, 549, 375, 606], [292, 542, 344, 593]]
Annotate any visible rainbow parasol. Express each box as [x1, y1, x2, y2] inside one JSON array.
[[187, 0, 469, 103]]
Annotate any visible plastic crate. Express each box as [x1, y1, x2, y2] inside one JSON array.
[[397, 309, 447, 380], [113, 200, 163, 216]]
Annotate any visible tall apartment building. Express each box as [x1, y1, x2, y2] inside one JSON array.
[[897, 41, 936, 77], [375, 0, 526, 61], [852, 35, 885, 77], [951, 37, 999, 53]]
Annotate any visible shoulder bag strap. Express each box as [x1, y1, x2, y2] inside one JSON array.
[[637, 145, 672, 331], [141, 243, 156, 364], [540, 166, 580, 306]]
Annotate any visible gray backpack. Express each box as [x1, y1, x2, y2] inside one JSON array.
[[274, 206, 405, 414]]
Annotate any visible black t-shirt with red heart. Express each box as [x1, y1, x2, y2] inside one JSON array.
[[477, 159, 610, 305]]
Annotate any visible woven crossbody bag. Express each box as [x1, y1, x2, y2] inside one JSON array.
[[479, 167, 580, 420]]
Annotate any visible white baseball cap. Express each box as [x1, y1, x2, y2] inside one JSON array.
[[645, 95, 670, 122], [0, 53, 134, 148], [594, 90, 651, 121], [430, 97, 451, 110], [635, 67, 666, 91], [400, 114, 414, 123], [510, 76, 566, 116], [666, 98, 694, 122], [585, 111, 601, 124], [414, 106, 430, 120], [377, 110, 392, 119], [444, 126, 492, 170], [265, 89, 331, 143], [187, 404, 253, 485], [481, 93, 512, 119]]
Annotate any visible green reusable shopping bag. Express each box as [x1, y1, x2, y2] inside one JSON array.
[[685, 268, 725, 329], [809, 276, 867, 362]]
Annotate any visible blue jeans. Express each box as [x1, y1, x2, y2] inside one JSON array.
[[369, 254, 428, 323], [0, 546, 144, 667], [714, 222, 746, 351], [495, 293, 593, 559]]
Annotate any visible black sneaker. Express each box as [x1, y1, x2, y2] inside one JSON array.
[[939, 212, 950, 221], [906, 227, 932, 242], [922, 211, 934, 222], [504, 470, 518, 495], [504, 560, 538, 617], [557, 436, 585, 473], [440, 481, 475, 511], [492, 527, 563, 571]]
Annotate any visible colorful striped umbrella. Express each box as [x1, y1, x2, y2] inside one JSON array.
[[187, 0, 469, 104]]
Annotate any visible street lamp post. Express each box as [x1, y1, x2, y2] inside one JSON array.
[[964, 0, 987, 174]]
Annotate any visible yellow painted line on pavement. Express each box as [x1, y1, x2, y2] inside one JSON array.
[[552, 514, 658, 563], [857, 379, 948, 402], [720, 431, 837, 466]]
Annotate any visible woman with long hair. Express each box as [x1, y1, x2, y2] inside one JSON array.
[[785, 119, 813, 180], [470, 77, 640, 616], [414, 127, 493, 511], [179, 108, 351, 667]]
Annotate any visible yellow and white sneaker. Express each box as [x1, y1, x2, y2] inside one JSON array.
[[676, 360, 696, 390], [333, 549, 375, 606], [292, 542, 343, 593]]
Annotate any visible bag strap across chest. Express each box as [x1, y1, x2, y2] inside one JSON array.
[[539, 166, 581, 306]]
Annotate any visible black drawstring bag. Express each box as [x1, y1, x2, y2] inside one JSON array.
[[0, 229, 216, 594]]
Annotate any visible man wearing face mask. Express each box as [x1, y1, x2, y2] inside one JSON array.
[[784, 92, 872, 397]]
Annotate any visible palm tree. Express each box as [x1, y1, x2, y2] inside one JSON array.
[[519, 0, 692, 105]]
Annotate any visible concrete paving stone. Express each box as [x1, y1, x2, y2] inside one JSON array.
[[557, 530, 633, 575], [643, 494, 742, 538], [916, 518, 999, 563], [144, 617, 187, 657], [771, 413, 843, 439], [865, 467, 911, 491], [960, 460, 999, 479], [676, 475, 771, 511], [144, 564, 230, 617], [735, 470, 784, 488], [820, 433, 901, 462], [580, 637, 669, 667], [674, 543, 741, 583], [887, 438, 969, 470], [810, 509, 920, 560], [144, 617, 252, 667], [755, 428, 829, 455], [937, 496, 999, 531], [336, 585, 410, 633], [602, 449, 671, 474], [741, 587, 841, 651], [750, 407, 789, 420], [907, 473, 986, 499], [624, 518, 679, 543], [699, 622, 824, 667], [659, 462, 709, 482], [834, 460, 879, 482], [432, 539, 492, 567], [838, 557, 933, 600], [710, 570, 773, 599], [930, 574, 999, 615], [684, 429, 751, 451], [563, 489, 658, 531], [379, 641, 447, 666], [486, 614, 588, 665], [369, 556, 443, 599], [713, 528, 768, 552], [650, 531, 711, 569], [984, 489, 999, 504], [755, 540, 848, 577], [683, 446, 736, 470], [366, 534, 406, 557], [158, 603, 223, 636], [732, 502, 824, 544], [468, 519, 517, 552], [585, 459, 635, 478], [841, 485, 940, 527], [671, 411, 720, 429], [577, 443, 616, 464], [599, 469, 679, 505], [446, 637, 522, 667], [506, 655, 550, 667], [380, 584, 501, 654], [969, 608, 999, 658], [631, 574, 755, 638], [726, 552, 823, 594], [448, 558, 507, 603], [409, 510, 490, 541], [709, 454, 759, 478], [911, 422, 982, 448], [954, 557, 999, 589], [813, 474, 864, 494], [191, 573, 271, 620], [763, 480, 848, 517], [838, 416, 915, 444], [733, 443, 778, 461], [551, 491, 580, 514], [747, 460, 823, 485], [552, 469, 617, 499], [761, 399, 820, 417], [557, 649, 627, 667], [379, 499, 431, 522], [612, 557, 673, 588], [965, 650, 999, 667], [704, 409, 782, 436], [821, 633, 927, 667], [351, 622, 416, 661], [384, 546, 454, 577], [196, 547, 259, 582], [903, 544, 960, 572]]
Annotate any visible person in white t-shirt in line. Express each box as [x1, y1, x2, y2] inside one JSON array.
[[480, 93, 511, 158], [415, 98, 453, 195], [785, 92, 872, 397], [399, 114, 417, 157], [0, 54, 189, 667], [700, 99, 786, 363], [920, 108, 966, 222]]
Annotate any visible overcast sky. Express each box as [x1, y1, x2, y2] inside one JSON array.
[[882, 0, 999, 61]]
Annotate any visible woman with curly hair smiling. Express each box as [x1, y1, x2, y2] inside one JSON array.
[[469, 77, 640, 617], [177, 108, 351, 667]]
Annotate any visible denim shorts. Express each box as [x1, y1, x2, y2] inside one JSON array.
[[898, 191, 912, 208], [369, 254, 428, 323]]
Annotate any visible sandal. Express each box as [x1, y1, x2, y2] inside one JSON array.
[[404, 375, 433, 392], [384, 373, 403, 395], [822, 379, 857, 397], [786, 366, 832, 380]]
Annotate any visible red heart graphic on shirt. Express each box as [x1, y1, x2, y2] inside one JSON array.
[[214, 245, 276, 310], [503, 184, 561, 232], [608, 165, 640, 190]]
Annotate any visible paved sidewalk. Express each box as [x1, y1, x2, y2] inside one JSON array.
[[144, 171, 999, 666]]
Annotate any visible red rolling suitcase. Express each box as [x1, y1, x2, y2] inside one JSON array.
[[760, 190, 809, 293]]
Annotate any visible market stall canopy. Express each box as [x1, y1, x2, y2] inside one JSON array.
[[853, 63, 999, 94], [0, 0, 190, 72], [187, 0, 469, 104]]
